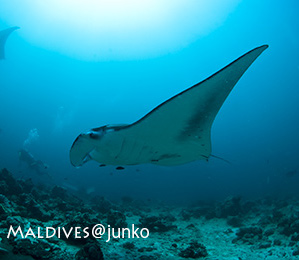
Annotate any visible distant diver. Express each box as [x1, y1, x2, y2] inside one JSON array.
[[18, 149, 49, 175], [0, 26, 19, 60], [70, 45, 268, 167]]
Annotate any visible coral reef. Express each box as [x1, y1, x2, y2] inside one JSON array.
[[75, 242, 104, 260], [1, 168, 299, 259], [179, 241, 208, 258]]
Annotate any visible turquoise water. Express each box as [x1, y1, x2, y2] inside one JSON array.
[[0, 0, 299, 204]]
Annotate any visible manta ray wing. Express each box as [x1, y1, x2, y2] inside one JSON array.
[[70, 45, 268, 167], [0, 26, 19, 60]]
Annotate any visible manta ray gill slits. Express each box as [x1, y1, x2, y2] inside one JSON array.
[[0, 0, 240, 60]]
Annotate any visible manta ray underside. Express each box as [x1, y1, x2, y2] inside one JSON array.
[[70, 45, 268, 167], [0, 26, 19, 60]]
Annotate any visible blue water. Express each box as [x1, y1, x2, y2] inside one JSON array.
[[0, 0, 298, 204]]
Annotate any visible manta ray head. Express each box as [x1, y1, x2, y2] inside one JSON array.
[[70, 125, 125, 167], [70, 126, 107, 167]]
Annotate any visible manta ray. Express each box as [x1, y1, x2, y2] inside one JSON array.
[[70, 45, 268, 167], [0, 26, 19, 60]]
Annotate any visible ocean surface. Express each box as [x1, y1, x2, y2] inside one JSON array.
[[1, 1, 299, 259]]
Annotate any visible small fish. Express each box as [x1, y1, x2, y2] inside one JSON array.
[[116, 166, 125, 170]]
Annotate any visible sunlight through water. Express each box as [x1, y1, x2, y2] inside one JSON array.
[[0, 0, 241, 60]]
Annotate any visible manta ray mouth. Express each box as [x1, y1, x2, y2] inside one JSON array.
[[70, 134, 96, 167]]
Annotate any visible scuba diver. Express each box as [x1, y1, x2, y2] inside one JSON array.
[[18, 149, 49, 176]]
